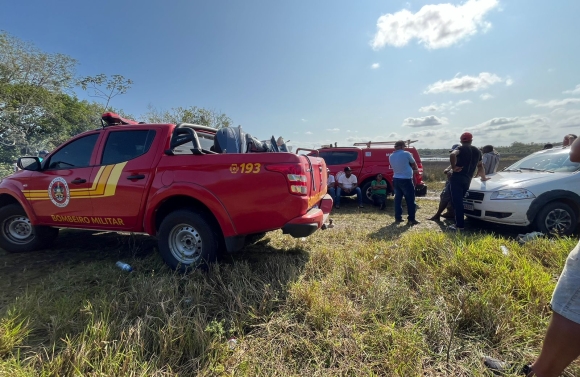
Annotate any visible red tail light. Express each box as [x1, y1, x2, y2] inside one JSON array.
[[266, 164, 308, 196]]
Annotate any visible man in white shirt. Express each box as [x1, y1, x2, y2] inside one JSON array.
[[335, 166, 363, 209], [481, 145, 500, 175]]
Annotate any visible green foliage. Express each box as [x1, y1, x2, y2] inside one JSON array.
[[77, 74, 133, 110], [143, 105, 232, 129], [419, 141, 549, 158]]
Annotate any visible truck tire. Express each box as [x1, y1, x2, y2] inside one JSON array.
[[534, 201, 578, 236], [158, 209, 218, 271], [0, 204, 59, 253]]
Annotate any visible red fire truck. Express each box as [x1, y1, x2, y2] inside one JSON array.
[[0, 113, 332, 270]]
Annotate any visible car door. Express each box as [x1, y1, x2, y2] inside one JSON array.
[[89, 129, 158, 230], [24, 133, 100, 227]]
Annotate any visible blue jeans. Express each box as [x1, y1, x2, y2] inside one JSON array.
[[450, 174, 471, 228], [336, 187, 362, 206], [394, 178, 416, 221], [328, 187, 336, 202]]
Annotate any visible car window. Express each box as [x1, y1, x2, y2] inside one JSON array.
[[47, 134, 99, 170], [101, 130, 156, 165], [507, 150, 580, 172], [319, 151, 358, 165], [173, 132, 215, 154]]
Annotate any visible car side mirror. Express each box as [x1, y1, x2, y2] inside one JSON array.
[[17, 157, 41, 171]]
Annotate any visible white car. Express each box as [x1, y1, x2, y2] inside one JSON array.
[[464, 147, 580, 235]]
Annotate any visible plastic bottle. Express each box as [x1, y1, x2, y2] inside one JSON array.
[[115, 261, 133, 272]]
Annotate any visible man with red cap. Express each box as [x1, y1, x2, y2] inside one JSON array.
[[448, 132, 489, 231]]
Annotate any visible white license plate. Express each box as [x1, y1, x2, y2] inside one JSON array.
[[463, 202, 474, 211]]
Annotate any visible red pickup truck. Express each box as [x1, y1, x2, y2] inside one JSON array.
[[0, 113, 332, 270], [317, 141, 427, 203]]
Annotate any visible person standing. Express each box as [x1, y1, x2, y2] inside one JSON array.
[[563, 134, 577, 147], [371, 173, 388, 210], [448, 132, 488, 231], [38, 150, 49, 162], [335, 166, 363, 209], [389, 140, 420, 225], [428, 144, 459, 221], [481, 145, 500, 175]]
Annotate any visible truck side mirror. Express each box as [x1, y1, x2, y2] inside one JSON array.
[[17, 157, 41, 171]]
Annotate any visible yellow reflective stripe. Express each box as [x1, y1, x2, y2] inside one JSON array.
[[103, 162, 127, 197]]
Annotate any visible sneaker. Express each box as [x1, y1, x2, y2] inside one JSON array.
[[408, 220, 420, 226], [482, 356, 533, 376], [428, 215, 440, 221], [394, 218, 404, 223], [441, 212, 455, 219]]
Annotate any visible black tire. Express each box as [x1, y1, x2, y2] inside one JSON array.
[[0, 204, 59, 253], [158, 210, 218, 271], [534, 202, 578, 236]]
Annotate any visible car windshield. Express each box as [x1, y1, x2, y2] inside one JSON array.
[[505, 149, 580, 173]]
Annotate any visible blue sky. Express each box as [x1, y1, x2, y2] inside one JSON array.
[[2, 0, 580, 149]]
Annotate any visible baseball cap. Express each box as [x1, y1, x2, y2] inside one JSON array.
[[460, 132, 473, 142], [344, 166, 352, 172], [449, 144, 460, 152]]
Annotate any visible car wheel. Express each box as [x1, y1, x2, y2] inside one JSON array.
[[360, 182, 374, 204], [0, 204, 59, 253], [158, 209, 218, 271], [534, 202, 578, 236]]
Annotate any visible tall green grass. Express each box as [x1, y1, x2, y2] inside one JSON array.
[[0, 201, 578, 376]]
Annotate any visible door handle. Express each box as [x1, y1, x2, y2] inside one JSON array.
[[127, 174, 145, 180], [71, 178, 86, 184]]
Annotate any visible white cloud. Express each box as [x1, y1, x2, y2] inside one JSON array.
[[326, 128, 340, 132], [305, 131, 313, 135], [480, 93, 494, 100], [371, 63, 380, 69], [526, 98, 580, 108], [563, 84, 580, 95], [424, 72, 504, 94], [402, 115, 448, 127], [418, 100, 471, 113], [548, 68, 555, 73], [371, 0, 498, 50], [505, 78, 514, 86], [301, 118, 307, 122]]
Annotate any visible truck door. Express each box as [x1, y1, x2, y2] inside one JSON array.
[[89, 129, 158, 230], [24, 133, 100, 227]]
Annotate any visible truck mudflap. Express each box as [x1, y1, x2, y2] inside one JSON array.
[[282, 194, 332, 238]]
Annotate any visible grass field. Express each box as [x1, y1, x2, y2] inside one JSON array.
[[1, 199, 579, 376]]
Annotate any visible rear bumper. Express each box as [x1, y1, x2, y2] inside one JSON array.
[[282, 194, 332, 238]]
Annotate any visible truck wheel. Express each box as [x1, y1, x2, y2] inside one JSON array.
[[158, 210, 218, 271], [361, 182, 374, 204], [0, 204, 59, 253], [535, 202, 578, 235]]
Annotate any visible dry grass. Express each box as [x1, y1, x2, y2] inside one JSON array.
[[0, 199, 579, 376]]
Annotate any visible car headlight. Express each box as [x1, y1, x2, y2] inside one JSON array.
[[490, 189, 536, 200]]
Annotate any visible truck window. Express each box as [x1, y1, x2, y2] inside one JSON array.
[[319, 151, 358, 165], [47, 134, 99, 170], [173, 133, 215, 155], [101, 130, 156, 165]]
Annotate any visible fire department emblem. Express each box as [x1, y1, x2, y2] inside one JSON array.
[[229, 164, 239, 174], [48, 177, 70, 208]]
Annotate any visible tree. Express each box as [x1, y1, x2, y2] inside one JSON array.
[[143, 105, 231, 129], [77, 74, 133, 110]]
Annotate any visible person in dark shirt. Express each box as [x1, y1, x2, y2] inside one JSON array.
[[448, 132, 489, 231]]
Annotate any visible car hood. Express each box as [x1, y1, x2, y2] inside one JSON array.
[[469, 171, 577, 192]]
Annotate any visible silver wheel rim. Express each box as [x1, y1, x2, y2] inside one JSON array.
[[2, 215, 33, 244], [168, 223, 203, 265], [365, 186, 373, 201], [545, 208, 572, 234]]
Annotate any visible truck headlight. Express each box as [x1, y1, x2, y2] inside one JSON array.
[[490, 189, 536, 200]]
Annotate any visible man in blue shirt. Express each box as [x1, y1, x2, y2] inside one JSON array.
[[389, 140, 420, 225]]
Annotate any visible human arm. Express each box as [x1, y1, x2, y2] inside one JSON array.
[[570, 137, 580, 162], [450, 149, 461, 172], [476, 160, 490, 181], [410, 162, 419, 175]]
